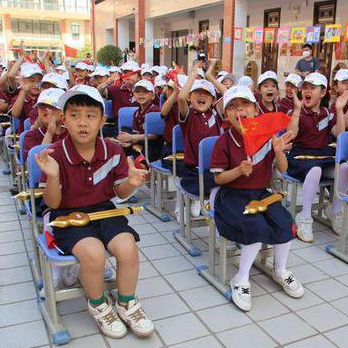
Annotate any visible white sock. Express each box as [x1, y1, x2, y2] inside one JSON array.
[[273, 241, 291, 276], [302, 167, 322, 218], [235, 242, 262, 283]]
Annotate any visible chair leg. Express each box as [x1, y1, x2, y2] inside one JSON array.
[[184, 196, 191, 244], [219, 237, 227, 286], [156, 171, 162, 212], [208, 221, 216, 276], [290, 182, 298, 217], [150, 169, 156, 208]]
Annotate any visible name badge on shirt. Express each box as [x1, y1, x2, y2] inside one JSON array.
[[208, 114, 216, 128], [317, 113, 334, 132], [252, 139, 272, 165]]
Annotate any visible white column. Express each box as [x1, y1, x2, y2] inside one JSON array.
[[233, 0, 248, 78], [117, 18, 130, 51], [145, 18, 154, 66]]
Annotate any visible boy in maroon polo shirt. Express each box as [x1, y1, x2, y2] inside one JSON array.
[[117, 79, 161, 162], [279, 73, 302, 115], [73, 62, 90, 85], [211, 85, 303, 311], [10, 64, 44, 133], [36, 85, 154, 339], [256, 71, 280, 114], [24, 88, 67, 160]]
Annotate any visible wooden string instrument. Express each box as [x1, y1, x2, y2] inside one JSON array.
[[294, 155, 335, 160], [48, 206, 144, 228], [0, 122, 10, 127], [243, 192, 287, 215], [132, 144, 143, 153], [13, 188, 44, 201], [104, 122, 115, 126], [164, 153, 185, 161], [329, 143, 336, 148]]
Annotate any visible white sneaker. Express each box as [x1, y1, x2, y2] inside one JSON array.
[[190, 200, 201, 218], [61, 264, 79, 288], [272, 270, 304, 298], [88, 298, 127, 339], [230, 277, 251, 311], [116, 298, 155, 337], [295, 213, 313, 243], [324, 205, 343, 235]]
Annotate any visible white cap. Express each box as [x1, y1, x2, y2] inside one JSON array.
[[217, 71, 229, 78], [284, 73, 302, 88], [190, 79, 216, 98], [218, 73, 235, 84], [197, 68, 205, 79], [303, 72, 328, 88], [223, 85, 256, 110], [133, 79, 155, 92], [90, 66, 109, 77], [159, 66, 168, 74], [62, 71, 70, 80], [258, 70, 278, 86], [40, 73, 68, 90], [87, 65, 95, 72], [109, 66, 121, 73], [177, 75, 189, 89], [141, 68, 153, 76], [238, 76, 254, 88], [334, 69, 348, 82], [121, 60, 140, 72], [56, 65, 67, 72], [75, 62, 88, 70], [35, 88, 65, 109], [151, 65, 162, 75], [21, 64, 44, 78], [154, 75, 167, 88], [58, 85, 105, 113]]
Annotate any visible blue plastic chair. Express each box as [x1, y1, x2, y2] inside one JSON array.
[[118, 106, 138, 131], [24, 118, 32, 131], [144, 112, 171, 222], [172, 125, 185, 179], [326, 131, 348, 262], [159, 94, 166, 108], [104, 100, 113, 120]]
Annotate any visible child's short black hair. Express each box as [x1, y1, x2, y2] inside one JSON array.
[[63, 94, 104, 115], [303, 43, 313, 50]]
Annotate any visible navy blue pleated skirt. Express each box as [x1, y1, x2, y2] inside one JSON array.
[[214, 187, 295, 245], [287, 145, 335, 180]]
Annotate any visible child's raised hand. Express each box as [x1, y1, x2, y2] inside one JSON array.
[[292, 90, 302, 111], [127, 157, 148, 187], [20, 79, 35, 94], [47, 109, 57, 135], [335, 90, 348, 111], [239, 160, 254, 177], [272, 131, 294, 154], [34, 148, 59, 179]]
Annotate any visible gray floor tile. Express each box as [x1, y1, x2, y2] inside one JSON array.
[[155, 313, 209, 345], [313, 231, 337, 245], [57, 297, 87, 316], [306, 278, 348, 301], [297, 303, 348, 332], [0, 240, 25, 256], [331, 296, 348, 316], [324, 325, 348, 348], [164, 270, 208, 292], [0, 212, 20, 223], [197, 303, 252, 333], [141, 293, 190, 320], [142, 244, 181, 260], [0, 320, 49, 348], [217, 323, 277, 348], [152, 255, 194, 275], [313, 258, 348, 277], [152, 221, 180, 232], [127, 214, 148, 226], [336, 273, 348, 286], [0, 204, 19, 214], [0, 299, 41, 327], [107, 331, 163, 348], [0, 252, 28, 269], [139, 261, 159, 279], [0, 266, 32, 286], [0, 282, 36, 305], [0, 221, 21, 232], [284, 335, 338, 348], [290, 238, 312, 250], [0, 230, 23, 243], [133, 223, 158, 236], [137, 276, 173, 299], [62, 311, 99, 338], [288, 264, 329, 284], [259, 313, 317, 345], [246, 294, 290, 321], [251, 274, 282, 293], [64, 334, 109, 348], [180, 285, 228, 311], [138, 233, 168, 248], [293, 246, 333, 263], [170, 335, 223, 348]]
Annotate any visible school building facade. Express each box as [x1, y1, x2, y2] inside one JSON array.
[[94, 0, 348, 84], [0, 0, 92, 61]]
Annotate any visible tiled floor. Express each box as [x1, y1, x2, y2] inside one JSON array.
[[1, 167, 348, 348]]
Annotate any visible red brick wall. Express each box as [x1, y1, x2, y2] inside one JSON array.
[[135, 0, 145, 64], [222, 0, 235, 72]]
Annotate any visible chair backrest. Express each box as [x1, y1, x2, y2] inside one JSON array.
[[172, 125, 184, 154], [199, 136, 219, 175], [11, 116, 20, 133], [24, 118, 31, 132], [118, 107, 138, 130], [27, 144, 50, 189], [104, 100, 113, 120], [159, 94, 166, 108], [18, 130, 29, 166], [336, 131, 348, 163], [144, 112, 164, 136]]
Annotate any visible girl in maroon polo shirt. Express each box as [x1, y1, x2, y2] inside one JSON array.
[[279, 73, 302, 115], [330, 69, 348, 120], [287, 73, 348, 242], [177, 63, 221, 217], [211, 85, 304, 312], [257, 71, 280, 115]]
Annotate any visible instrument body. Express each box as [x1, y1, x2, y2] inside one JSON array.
[[243, 192, 287, 215]]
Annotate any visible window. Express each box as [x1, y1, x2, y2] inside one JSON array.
[[10, 18, 60, 36], [71, 23, 80, 40]]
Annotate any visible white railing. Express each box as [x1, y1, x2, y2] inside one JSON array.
[[10, 32, 61, 40]]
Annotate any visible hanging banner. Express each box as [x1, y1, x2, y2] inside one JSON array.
[[264, 28, 276, 43], [290, 27, 306, 44], [254, 27, 264, 43], [234, 27, 243, 41], [277, 27, 290, 44], [245, 27, 254, 43], [324, 24, 342, 43], [305, 26, 321, 44]]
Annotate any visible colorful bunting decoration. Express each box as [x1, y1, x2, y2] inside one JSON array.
[[264, 28, 276, 44], [324, 24, 341, 43], [305, 26, 321, 44], [277, 27, 291, 44], [254, 27, 264, 43], [290, 27, 306, 44], [234, 27, 243, 41]]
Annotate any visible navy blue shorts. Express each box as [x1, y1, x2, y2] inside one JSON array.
[[214, 187, 295, 245], [50, 201, 139, 254], [287, 145, 335, 180]]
